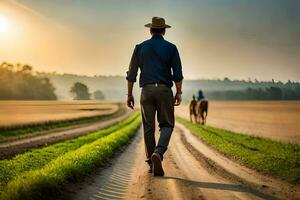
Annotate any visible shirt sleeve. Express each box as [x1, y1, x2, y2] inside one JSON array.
[[126, 45, 139, 82], [171, 46, 184, 82]]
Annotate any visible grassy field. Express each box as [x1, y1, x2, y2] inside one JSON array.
[[176, 101, 300, 144], [0, 102, 124, 141], [177, 117, 300, 184], [0, 112, 141, 200]]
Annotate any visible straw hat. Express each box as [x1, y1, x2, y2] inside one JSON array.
[[144, 17, 171, 29]]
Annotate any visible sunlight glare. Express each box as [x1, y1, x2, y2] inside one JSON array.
[[0, 16, 9, 33]]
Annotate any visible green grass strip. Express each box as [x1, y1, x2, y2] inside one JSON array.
[[0, 112, 140, 192], [0, 107, 124, 141], [1, 115, 141, 200], [177, 117, 300, 183]]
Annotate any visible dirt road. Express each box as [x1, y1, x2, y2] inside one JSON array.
[[67, 125, 299, 200], [0, 109, 132, 159]]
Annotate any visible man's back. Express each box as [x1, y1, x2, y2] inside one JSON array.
[[127, 35, 183, 88]]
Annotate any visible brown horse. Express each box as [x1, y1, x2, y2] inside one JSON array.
[[189, 97, 197, 123], [196, 100, 208, 125]]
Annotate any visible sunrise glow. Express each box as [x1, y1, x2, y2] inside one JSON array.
[[0, 0, 299, 81], [0, 16, 9, 33]]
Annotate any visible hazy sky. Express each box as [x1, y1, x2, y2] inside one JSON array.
[[0, 0, 299, 81]]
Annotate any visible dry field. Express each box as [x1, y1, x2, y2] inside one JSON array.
[[176, 101, 300, 144], [0, 100, 119, 127]]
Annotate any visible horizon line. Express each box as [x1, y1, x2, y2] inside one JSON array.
[[2, 62, 299, 83]]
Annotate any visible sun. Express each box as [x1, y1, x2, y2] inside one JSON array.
[[0, 16, 9, 33]]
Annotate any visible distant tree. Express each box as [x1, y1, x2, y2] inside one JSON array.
[[21, 64, 33, 73], [266, 87, 282, 100], [93, 90, 105, 100], [0, 62, 57, 100], [224, 77, 230, 81], [70, 82, 90, 100]]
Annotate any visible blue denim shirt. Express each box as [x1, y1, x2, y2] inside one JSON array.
[[126, 35, 183, 87]]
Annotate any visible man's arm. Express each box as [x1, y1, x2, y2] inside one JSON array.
[[127, 81, 134, 109], [127, 81, 134, 97], [171, 46, 184, 106], [175, 81, 182, 94], [126, 45, 139, 109]]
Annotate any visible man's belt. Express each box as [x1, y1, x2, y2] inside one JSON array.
[[143, 83, 169, 88]]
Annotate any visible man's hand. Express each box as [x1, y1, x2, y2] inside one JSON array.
[[174, 93, 182, 106], [174, 81, 182, 106], [127, 95, 134, 109]]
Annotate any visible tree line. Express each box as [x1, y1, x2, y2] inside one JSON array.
[[0, 62, 105, 100], [1, 62, 299, 101], [0, 62, 57, 100], [206, 86, 300, 100], [70, 82, 105, 100]]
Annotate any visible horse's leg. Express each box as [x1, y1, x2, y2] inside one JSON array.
[[204, 111, 208, 124], [201, 113, 205, 125]]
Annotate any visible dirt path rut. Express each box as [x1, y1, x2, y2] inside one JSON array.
[[0, 110, 131, 159], [67, 125, 299, 200]]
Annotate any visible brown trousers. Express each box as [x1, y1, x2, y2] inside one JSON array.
[[140, 86, 174, 164]]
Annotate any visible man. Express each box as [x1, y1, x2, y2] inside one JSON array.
[[197, 90, 205, 101], [126, 17, 183, 176]]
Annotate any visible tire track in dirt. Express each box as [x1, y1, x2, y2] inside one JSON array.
[[64, 127, 143, 200], [126, 126, 290, 200], [177, 123, 300, 200], [0, 109, 132, 159], [167, 127, 276, 200], [64, 123, 295, 200]]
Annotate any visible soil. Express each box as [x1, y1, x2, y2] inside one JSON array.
[[64, 124, 299, 200], [0, 109, 132, 159], [176, 101, 300, 144], [0, 100, 119, 127]]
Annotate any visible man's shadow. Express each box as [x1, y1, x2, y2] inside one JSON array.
[[160, 176, 281, 200]]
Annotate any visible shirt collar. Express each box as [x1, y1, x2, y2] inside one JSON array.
[[151, 34, 164, 40]]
